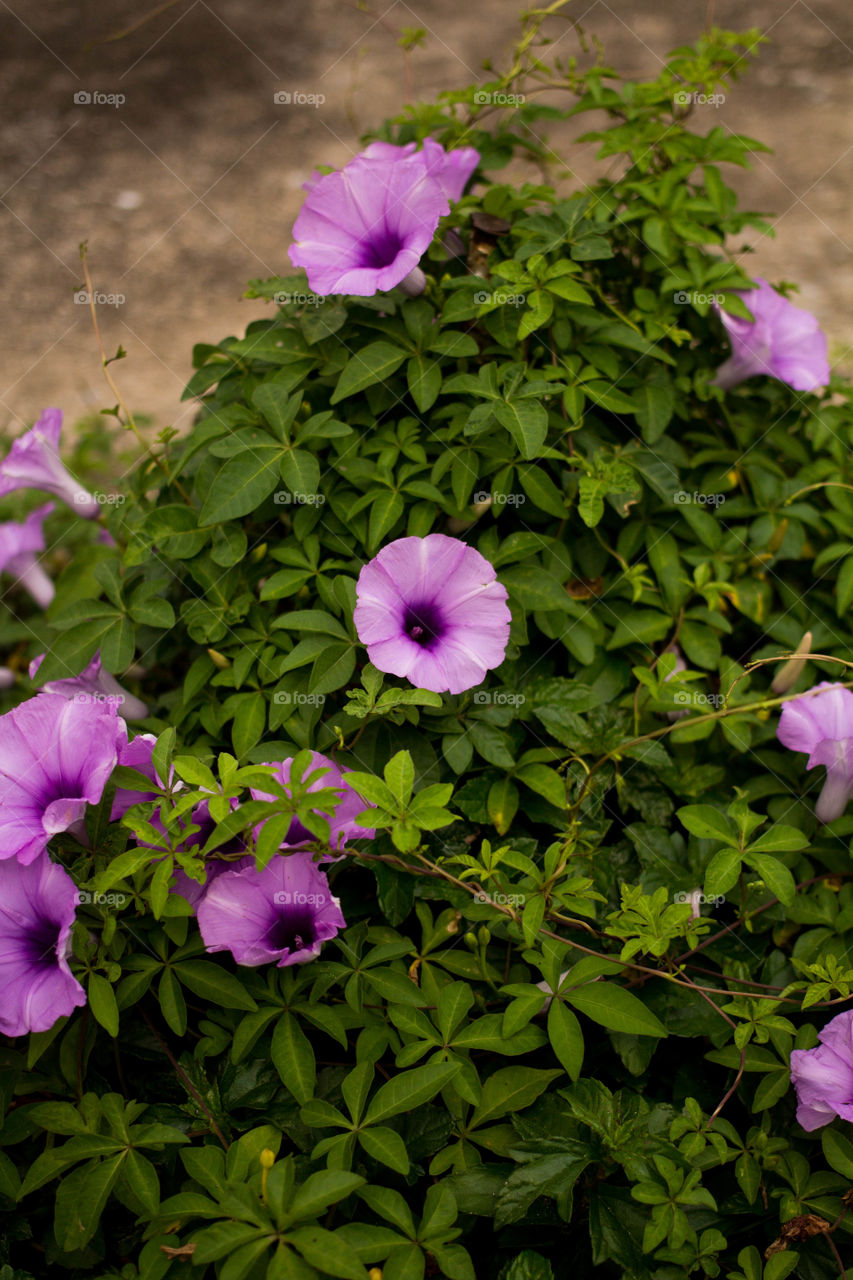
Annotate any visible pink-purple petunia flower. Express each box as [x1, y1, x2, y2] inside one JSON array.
[[0, 693, 126, 863], [288, 141, 476, 297], [713, 278, 829, 393], [0, 853, 86, 1036], [790, 1010, 853, 1130], [0, 503, 55, 609], [777, 682, 853, 824], [0, 409, 99, 516], [251, 751, 375, 855], [29, 650, 148, 721], [196, 851, 345, 967], [354, 533, 511, 694]]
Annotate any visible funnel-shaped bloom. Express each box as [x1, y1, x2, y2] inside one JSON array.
[[0, 693, 125, 863], [354, 533, 511, 694], [196, 851, 345, 967], [361, 138, 479, 201], [251, 751, 374, 855], [790, 1010, 853, 1130], [777, 682, 853, 824], [0, 854, 86, 1036], [0, 503, 55, 608], [0, 410, 99, 516], [713, 278, 829, 392], [30, 651, 148, 721], [289, 147, 452, 296]]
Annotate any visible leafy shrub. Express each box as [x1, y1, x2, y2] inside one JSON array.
[[2, 11, 853, 1280]]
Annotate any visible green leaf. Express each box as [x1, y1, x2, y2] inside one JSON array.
[[363, 1064, 460, 1125], [199, 449, 282, 525], [744, 853, 797, 906], [564, 983, 667, 1038], [272, 1013, 317, 1103], [88, 973, 119, 1037], [493, 400, 548, 460], [174, 960, 258, 1011], [469, 1068, 561, 1129], [821, 1127, 853, 1179], [331, 342, 408, 403], [547, 999, 584, 1080], [678, 805, 738, 843], [358, 1127, 410, 1175], [54, 1153, 126, 1251], [704, 846, 742, 898]]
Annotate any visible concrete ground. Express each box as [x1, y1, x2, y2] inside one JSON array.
[[1, 0, 851, 434]]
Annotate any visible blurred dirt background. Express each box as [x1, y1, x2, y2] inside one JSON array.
[[1, 0, 851, 433]]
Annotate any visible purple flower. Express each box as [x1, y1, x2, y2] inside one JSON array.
[[0, 854, 86, 1037], [361, 138, 479, 201], [713, 278, 829, 393], [196, 851, 345, 967], [790, 1010, 853, 1130], [0, 693, 125, 864], [110, 732, 160, 820], [288, 146, 453, 297], [29, 650, 148, 721], [777, 682, 853, 823], [0, 503, 55, 609], [0, 409, 99, 516], [354, 533, 511, 694], [251, 751, 375, 855]]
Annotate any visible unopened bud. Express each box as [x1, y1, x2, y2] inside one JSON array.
[[260, 1149, 276, 1169], [770, 630, 812, 694], [471, 496, 492, 517], [477, 925, 491, 946], [368, 1270, 383, 1280], [207, 648, 230, 670], [463, 931, 478, 951]]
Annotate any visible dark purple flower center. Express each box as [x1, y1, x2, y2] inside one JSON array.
[[358, 225, 404, 270], [266, 908, 315, 954], [403, 600, 445, 649], [21, 917, 61, 969]]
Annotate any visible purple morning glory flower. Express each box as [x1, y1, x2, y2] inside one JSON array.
[[713, 278, 829, 393], [0, 853, 86, 1036], [110, 733, 162, 821], [288, 146, 453, 297], [251, 751, 375, 855], [777, 682, 853, 824], [29, 650, 148, 721], [0, 409, 99, 516], [0, 693, 125, 864], [354, 533, 511, 694], [361, 138, 479, 202], [0, 503, 55, 609], [196, 851, 345, 967], [790, 1010, 853, 1130]]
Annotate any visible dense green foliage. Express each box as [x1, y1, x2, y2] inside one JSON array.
[[4, 14, 853, 1280]]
